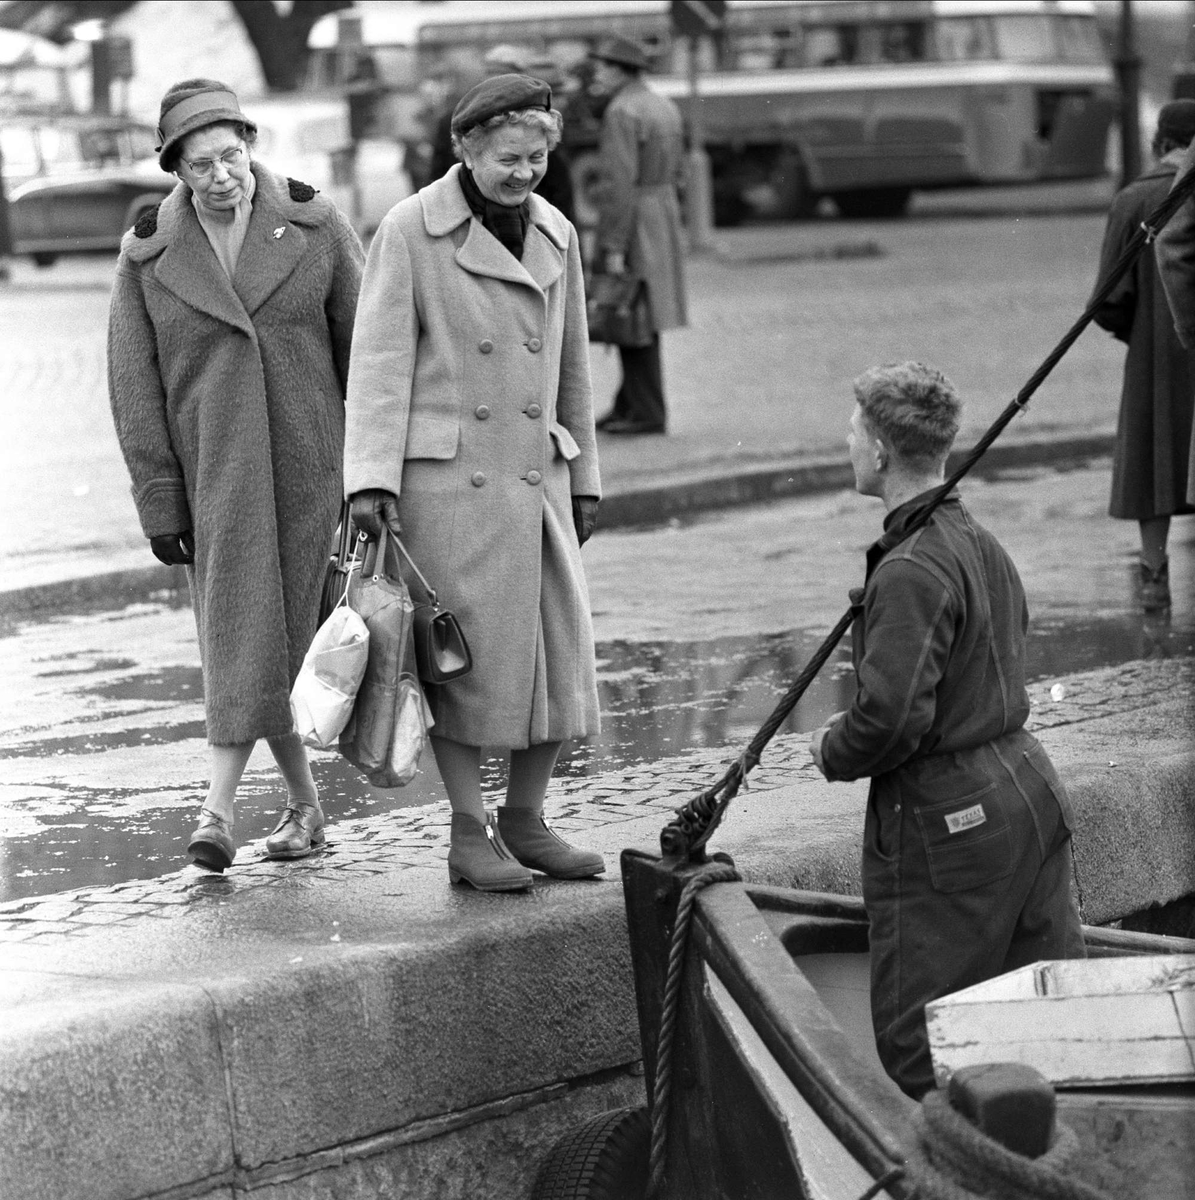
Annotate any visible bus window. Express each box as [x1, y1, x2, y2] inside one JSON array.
[[874, 22, 927, 64], [991, 15, 1056, 63], [1056, 16, 1105, 65], [934, 17, 996, 63], [804, 25, 859, 68]]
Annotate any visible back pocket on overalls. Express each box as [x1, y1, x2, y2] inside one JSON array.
[[913, 783, 1014, 893]]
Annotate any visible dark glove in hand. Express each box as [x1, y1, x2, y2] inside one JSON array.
[[150, 531, 194, 566], [350, 489, 401, 539], [572, 496, 599, 546]]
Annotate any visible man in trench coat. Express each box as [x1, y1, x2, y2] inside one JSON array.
[[590, 35, 688, 435]]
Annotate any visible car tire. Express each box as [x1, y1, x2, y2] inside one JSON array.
[[32, 252, 58, 268], [532, 1106, 650, 1200]]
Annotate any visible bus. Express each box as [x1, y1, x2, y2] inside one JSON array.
[[306, 0, 1116, 224]]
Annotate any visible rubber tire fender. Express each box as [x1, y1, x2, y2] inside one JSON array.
[[532, 1105, 650, 1200]]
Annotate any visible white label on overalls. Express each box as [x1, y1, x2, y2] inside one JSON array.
[[944, 804, 987, 834]]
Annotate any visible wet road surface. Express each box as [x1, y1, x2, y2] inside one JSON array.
[[0, 461, 1190, 902]]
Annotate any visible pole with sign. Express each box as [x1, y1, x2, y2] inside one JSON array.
[[670, 0, 726, 249]]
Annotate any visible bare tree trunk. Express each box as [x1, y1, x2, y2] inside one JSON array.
[[230, 0, 351, 92]]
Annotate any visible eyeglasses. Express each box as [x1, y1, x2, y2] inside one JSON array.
[[184, 146, 245, 177]]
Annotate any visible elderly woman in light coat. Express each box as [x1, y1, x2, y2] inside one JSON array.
[[345, 75, 604, 892], [107, 80, 364, 872]]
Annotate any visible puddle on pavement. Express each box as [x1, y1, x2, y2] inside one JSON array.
[[0, 600, 1190, 903]]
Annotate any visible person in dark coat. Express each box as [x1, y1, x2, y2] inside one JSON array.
[[589, 35, 687, 436], [810, 363, 1084, 1100], [344, 75, 604, 893], [107, 80, 364, 872], [1093, 100, 1195, 612]]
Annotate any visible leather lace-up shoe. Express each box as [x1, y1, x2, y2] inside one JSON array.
[[188, 809, 235, 872], [1139, 558, 1171, 612], [265, 802, 325, 860], [496, 806, 606, 879], [447, 812, 533, 891]]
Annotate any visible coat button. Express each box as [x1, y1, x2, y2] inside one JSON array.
[[525, 470, 542, 486], [527, 337, 542, 353], [471, 471, 487, 487], [475, 404, 491, 420], [525, 403, 542, 418], [479, 339, 494, 354]]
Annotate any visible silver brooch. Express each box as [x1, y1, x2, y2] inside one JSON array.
[[273, 226, 286, 239]]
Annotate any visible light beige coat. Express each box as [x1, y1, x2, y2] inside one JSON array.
[[344, 166, 601, 747], [595, 79, 688, 332]]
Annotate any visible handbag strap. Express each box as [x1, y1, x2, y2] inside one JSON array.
[[335, 498, 354, 568], [361, 525, 439, 606]]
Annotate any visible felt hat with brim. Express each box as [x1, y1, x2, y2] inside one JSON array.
[[155, 79, 256, 172], [590, 35, 650, 72], [451, 73, 552, 136], [1157, 99, 1195, 147]]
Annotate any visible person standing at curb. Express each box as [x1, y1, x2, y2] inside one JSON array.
[[589, 35, 687, 437], [1092, 100, 1195, 613], [809, 362, 1085, 1100], [344, 74, 605, 893], [106, 80, 364, 873]]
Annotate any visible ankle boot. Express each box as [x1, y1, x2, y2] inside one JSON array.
[[1139, 557, 1171, 612], [188, 809, 235, 872], [496, 807, 606, 879], [447, 813, 533, 892], [265, 800, 325, 860]]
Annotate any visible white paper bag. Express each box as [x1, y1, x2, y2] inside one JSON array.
[[291, 606, 370, 750], [386, 674, 434, 786]]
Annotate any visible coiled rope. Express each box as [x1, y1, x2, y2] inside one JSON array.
[[647, 859, 741, 1198], [901, 1090, 1114, 1200], [659, 164, 1195, 867]]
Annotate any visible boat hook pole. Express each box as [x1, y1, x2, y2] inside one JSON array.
[[660, 164, 1195, 867]]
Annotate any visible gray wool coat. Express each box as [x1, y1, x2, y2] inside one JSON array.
[[344, 166, 601, 748], [594, 79, 688, 332], [107, 164, 364, 745]]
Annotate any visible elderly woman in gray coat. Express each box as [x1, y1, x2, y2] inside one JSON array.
[[107, 80, 364, 872], [345, 75, 604, 892]]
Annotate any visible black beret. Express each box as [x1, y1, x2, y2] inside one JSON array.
[[451, 73, 552, 137], [1157, 100, 1195, 147]]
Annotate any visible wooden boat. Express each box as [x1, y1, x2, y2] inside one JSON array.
[[534, 850, 1195, 1200]]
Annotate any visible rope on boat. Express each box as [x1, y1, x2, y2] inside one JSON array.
[[901, 1090, 1115, 1200], [647, 859, 741, 1198], [659, 163, 1195, 866]]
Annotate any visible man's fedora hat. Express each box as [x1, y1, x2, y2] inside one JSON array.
[[590, 35, 651, 72]]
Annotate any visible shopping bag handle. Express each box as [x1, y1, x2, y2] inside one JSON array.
[[362, 525, 439, 607]]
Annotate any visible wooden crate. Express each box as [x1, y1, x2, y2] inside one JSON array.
[[926, 956, 1195, 1088]]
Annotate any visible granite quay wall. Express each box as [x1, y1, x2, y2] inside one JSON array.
[[1, 660, 1191, 1200]]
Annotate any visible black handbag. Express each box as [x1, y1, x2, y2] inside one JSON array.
[[587, 272, 654, 348], [390, 535, 473, 684], [319, 499, 357, 627]]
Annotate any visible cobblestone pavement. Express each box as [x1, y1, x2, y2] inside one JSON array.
[[0, 656, 1189, 945]]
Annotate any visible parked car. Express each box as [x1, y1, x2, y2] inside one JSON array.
[[1, 112, 173, 266]]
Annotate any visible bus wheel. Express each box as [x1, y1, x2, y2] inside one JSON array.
[[32, 252, 58, 268], [532, 1106, 650, 1200], [833, 187, 912, 219]]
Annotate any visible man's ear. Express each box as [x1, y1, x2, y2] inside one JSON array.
[[873, 438, 888, 472]]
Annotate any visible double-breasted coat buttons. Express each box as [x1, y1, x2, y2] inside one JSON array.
[[525, 403, 542, 419], [525, 470, 542, 486], [527, 337, 542, 353], [475, 404, 491, 420], [479, 339, 494, 354], [471, 471, 487, 487]]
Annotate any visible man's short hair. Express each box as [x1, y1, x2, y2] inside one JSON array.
[[852, 362, 961, 468]]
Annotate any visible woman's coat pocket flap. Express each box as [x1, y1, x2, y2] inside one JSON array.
[[550, 422, 581, 461], [405, 415, 460, 460]]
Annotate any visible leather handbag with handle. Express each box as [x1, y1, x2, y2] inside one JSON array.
[[319, 499, 357, 627], [390, 535, 473, 684], [586, 272, 654, 348]]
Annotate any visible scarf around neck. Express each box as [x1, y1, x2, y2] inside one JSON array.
[[458, 166, 530, 261]]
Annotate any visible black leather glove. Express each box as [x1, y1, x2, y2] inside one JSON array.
[[349, 488, 401, 539], [149, 531, 194, 566], [572, 496, 599, 546]]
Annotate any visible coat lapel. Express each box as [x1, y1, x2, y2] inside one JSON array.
[[152, 187, 255, 337], [233, 167, 310, 315]]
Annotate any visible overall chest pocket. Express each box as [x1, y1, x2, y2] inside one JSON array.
[[914, 782, 1013, 893]]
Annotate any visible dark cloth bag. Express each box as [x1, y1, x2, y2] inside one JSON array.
[[338, 527, 419, 785], [587, 273, 654, 348]]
